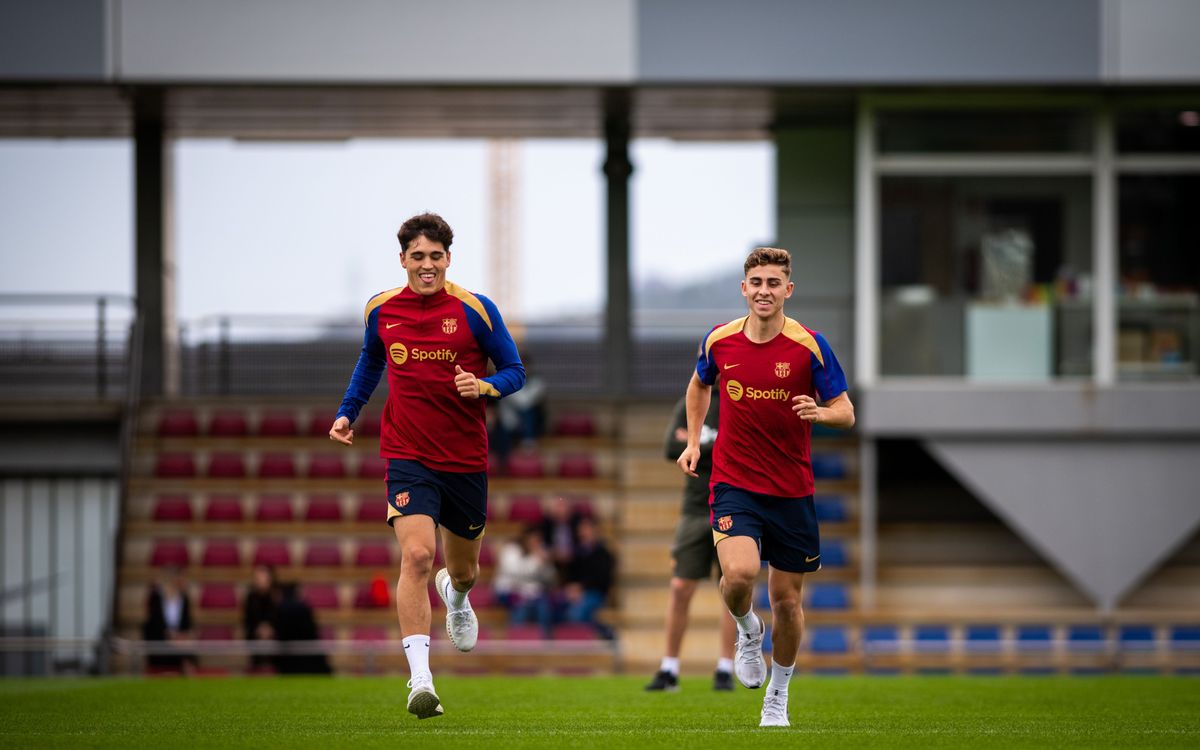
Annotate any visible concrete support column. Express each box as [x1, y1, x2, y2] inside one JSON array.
[[603, 88, 633, 398], [133, 87, 177, 397]]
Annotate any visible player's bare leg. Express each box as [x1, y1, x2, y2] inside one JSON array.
[[715, 536, 767, 689], [436, 528, 482, 652], [760, 566, 805, 727], [393, 515, 443, 719]]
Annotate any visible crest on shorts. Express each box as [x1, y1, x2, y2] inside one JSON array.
[[775, 361, 791, 378], [442, 317, 458, 335], [395, 491, 410, 507], [717, 515, 733, 532]]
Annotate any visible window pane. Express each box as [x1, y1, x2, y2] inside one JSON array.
[[877, 111, 1092, 153], [1117, 108, 1200, 153], [880, 176, 1093, 379], [1118, 175, 1200, 380]]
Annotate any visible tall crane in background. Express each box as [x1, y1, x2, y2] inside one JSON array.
[[488, 139, 521, 330]]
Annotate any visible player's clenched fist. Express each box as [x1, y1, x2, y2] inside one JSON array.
[[792, 394, 820, 422], [328, 416, 354, 445], [454, 365, 480, 399], [677, 445, 701, 477]]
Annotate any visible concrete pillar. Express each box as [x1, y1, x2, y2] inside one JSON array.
[[603, 89, 633, 398]]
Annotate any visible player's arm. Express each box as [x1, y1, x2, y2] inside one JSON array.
[[459, 294, 526, 400], [793, 390, 855, 429], [330, 305, 387, 444], [677, 373, 712, 477]]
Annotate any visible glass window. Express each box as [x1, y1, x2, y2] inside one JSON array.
[[1117, 108, 1200, 153], [1117, 175, 1200, 380], [877, 111, 1092, 153], [880, 176, 1093, 379]]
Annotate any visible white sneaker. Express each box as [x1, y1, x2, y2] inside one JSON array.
[[406, 675, 444, 719], [734, 614, 767, 689], [759, 688, 790, 727], [436, 568, 478, 652]]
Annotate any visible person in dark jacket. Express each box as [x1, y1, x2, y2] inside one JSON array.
[[243, 564, 277, 670], [564, 517, 615, 639], [142, 566, 196, 673]]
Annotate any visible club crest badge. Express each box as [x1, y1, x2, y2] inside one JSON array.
[[775, 361, 791, 378], [442, 317, 458, 335], [718, 515, 733, 532], [395, 491, 410, 507]]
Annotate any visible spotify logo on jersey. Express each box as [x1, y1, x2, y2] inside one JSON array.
[[389, 342, 408, 365], [727, 379, 789, 402]]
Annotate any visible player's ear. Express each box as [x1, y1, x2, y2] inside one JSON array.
[[740, 279, 749, 298], [445, 249, 451, 267], [784, 280, 795, 298]]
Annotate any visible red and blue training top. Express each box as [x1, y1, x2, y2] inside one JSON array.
[[336, 281, 525, 473], [696, 316, 847, 498]]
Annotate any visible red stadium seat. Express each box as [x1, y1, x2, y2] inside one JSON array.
[[566, 495, 595, 519], [303, 541, 343, 567], [306, 412, 338, 438], [199, 583, 238, 609], [207, 411, 249, 437], [306, 454, 346, 479], [303, 495, 343, 522], [357, 414, 382, 436], [207, 452, 247, 478], [149, 539, 190, 567], [506, 494, 544, 524], [467, 583, 496, 608], [257, 453, 296, 478], [203, 494, 245, 522], [253, 539, 291, 567], [154, 453, 196, 478], [354, 542, 392, 568], [157, 410, 199, 438], [201, 539, 241, 567], [257, 412, 299, 437], [505, 624, 545, 641], [255, 494, 294, 522], [151, 495, 193, 522], [477, 541, 495, 568], [302, 583, 340, 610], [354, 582, 390, 609], [557, 453, 596, 479], [553, 412, 596, 437], [552, 623, 597, 641], [352, 626, 389, 642], [198, 625, 235, 641], [356, 454, 388, 480], [506, 450, 545, 479], [355, 494, 383, 523]]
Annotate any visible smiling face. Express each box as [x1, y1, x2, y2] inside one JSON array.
[[741, 263, 793, 322], [401, 234, 451, 295]]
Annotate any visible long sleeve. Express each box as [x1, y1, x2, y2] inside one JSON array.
[[336, 305, 387, 423]]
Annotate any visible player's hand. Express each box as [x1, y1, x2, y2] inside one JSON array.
[[792, 394, 821, 422], [328, 416, 354, 446], [677, 445, 701, 477], [454, 365, 480, 399]]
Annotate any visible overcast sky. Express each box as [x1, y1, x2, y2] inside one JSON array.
[[0, 137, 773, 327]]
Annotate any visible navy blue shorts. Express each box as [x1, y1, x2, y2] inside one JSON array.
[[710, 483, 821, 573], [385, 459, 487, 541]]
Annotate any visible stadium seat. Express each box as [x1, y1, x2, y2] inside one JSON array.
[[303, 541, 343, 567], [1067, 625, 1106, 651], [306, 412, 337, 438], [157, 410, 199, 438], [556, 453, 596, 479], [505, 624, 545, 641], [1016, 625, 1054, 652], [303, 495, 343, 522], [506, 494, 544, 524], [203, 494, 245, 522], [258, 453, 297, 478], [1171, 626, 1200, 650], [201, 539, 241, 567], [198, 625, 235, 641], [813, 495, 847, 522], [207, 452, 247, 478], [477, 541, 495, 568], [149, 539, 190, 567], [862, 625, 900, 655], [253, 539, 291, 567], [151, 495, 193, 522], [255, 494, 294, 522], [355, 583, 390, 609], [965, 625, 1002, 653], [809, 627, 850, 654], [354, 542, 392, 568], [199, 583, 239, 609], [207, 411, 249, 437], [357, 414, 382, 436], [1119, 625, 1156, 652], [154, 453, 196, 478], [807, 583, 850, 610], [914, 625, 950, 653], [352, 626, 389, 642], [566, 495, 595, 519], [356, 454, 388, 480], [552, 624, 597, 641], [303, 583, 340, 610], [306, 454, 346, 479], [355, 494, 382, 523], [506, 451, 545, 479], [468, 584, 496, 608], [811, 453, 846, 479], [553, 412, 596, 437], [821, 539, 847, 567], [257, 412, 299, 437]]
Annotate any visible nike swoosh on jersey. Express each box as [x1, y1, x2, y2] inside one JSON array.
[[723, 363, 741, 370], [386, 322, 402, 329]]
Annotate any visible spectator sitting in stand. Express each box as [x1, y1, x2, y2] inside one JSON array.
[[564, 517, 615, 639], [242, 564, 277, 671], [540, 496, 582, 577], [142, 566, 196, 674], [272, 583, 331, 675], [493, 526, 557, 637]]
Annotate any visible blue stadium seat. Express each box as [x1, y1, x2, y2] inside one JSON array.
[[754, 583, 771, 610], [1067, 625, 1106, 652], [1016, 625, 1053, 652], [809, 627, 850, 654], [862, 626, 900, 654], [965, 625, 1002, 653], [1120, 625, 1156, 652], [813, 495, 846, 522], [811, 454, 846, 479], [820, 539, 847, 567], [762, 626, 773, 654], [1171, 626, 1200, 650], [807, 583, 849, 610], [914, 625, 950, 653]]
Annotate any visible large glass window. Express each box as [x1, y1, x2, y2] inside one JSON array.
[[877, 110, 1092, 153], [879, 175, 1093, 379]]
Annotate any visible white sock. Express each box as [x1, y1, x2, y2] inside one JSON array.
[[767, 661, 794, 696], [445, 577, 470, 611], [659, 656, 680, 676], [732, 606, 761, 636], [716, 658, 733, 674], [403, 635, 432, 681]]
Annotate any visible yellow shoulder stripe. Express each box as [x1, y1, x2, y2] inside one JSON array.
[[782, 318, 824, 366], [364, 287, 404, 326], [444, 281, 493, 331], [704, 317, 747, 359]]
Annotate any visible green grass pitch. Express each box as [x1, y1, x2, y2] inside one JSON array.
[[2, 675, 1199, 748]]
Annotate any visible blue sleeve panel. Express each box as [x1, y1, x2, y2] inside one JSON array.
[[464, 293, 526, 399], [695, 328, 719, 385], [336, 304, 386, 423], [811, 331, 849, 402]]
